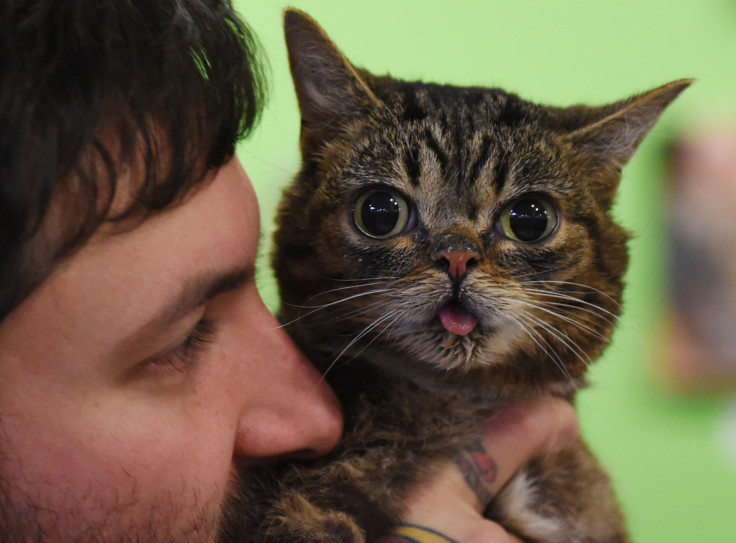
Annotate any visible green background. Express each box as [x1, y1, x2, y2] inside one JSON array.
[[234, 1, 736, 541]]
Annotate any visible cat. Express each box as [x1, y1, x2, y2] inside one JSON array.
[[242, 9, 690, 543]]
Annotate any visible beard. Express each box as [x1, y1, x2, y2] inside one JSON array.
[[0, 469, 257, 543]]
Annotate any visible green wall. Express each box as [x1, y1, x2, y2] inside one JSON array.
[[235, 1, 736, 541]]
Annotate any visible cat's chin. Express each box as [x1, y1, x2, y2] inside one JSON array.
[[403, 321, 494, 373], [437, 330, 483, 366]]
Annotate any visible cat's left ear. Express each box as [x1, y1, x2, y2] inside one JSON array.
[[562, 79, 692, 206], [283, 9, 381, 156]]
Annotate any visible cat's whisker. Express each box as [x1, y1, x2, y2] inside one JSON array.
[[301, 282, 395, 306], [519, 309, 594, 374], [339, 310, 402, 365], [529, 302, 613, 345], [520, 280, 623, 310], [279, 288, 394, 328], [515, 298, 612, 351], [364, 311, 405, 352], [502, 311, 570, 379], [327, 276, 399, 283], [520, 284, 646, 348], [549, 290, 647, 351], [523, 292, 621, 322], [519, 288, 621, 325], [506, 310, 576, 384], [319, 310, 399, 381], [299, 299, 393, 330], [542, 300, 618, 328], [331, 299, 393, 321], [487, 292, 573, 375]]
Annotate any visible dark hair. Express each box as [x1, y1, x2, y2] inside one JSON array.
[[0, 0, 266, 323]]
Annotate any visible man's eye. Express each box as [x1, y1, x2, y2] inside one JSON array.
[[146, 319, 216, 375]]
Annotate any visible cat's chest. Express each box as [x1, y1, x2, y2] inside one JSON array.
[[328, 363, 506, 452]]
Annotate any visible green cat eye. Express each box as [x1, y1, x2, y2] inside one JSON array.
[[497, 195, 558, 243], [353, 188, 411, 239]]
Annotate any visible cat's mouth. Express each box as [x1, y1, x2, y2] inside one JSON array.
[[437, 302, 478, 336]]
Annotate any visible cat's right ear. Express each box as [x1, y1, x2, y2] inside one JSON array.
[[283, 9, 379, 154], [558, 79, 691, 208]]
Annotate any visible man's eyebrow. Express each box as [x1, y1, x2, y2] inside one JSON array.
[[167, 264, 255, 322], [117, 264, 254, 352]]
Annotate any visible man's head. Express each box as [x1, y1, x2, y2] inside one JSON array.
[[0, 2, 342, 540], [0, 0, 264, 324]]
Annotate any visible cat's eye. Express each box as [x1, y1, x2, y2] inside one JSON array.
[[353, 188, 412, 239], [497, 195, 558, 243]]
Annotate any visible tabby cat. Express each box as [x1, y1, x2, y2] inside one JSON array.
[[244, 9, 689, 543]]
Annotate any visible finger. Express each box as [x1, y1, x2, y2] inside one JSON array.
[[483, 395, 578, 493], [460, 519, 525, 543], [454, 395, 579, 509]]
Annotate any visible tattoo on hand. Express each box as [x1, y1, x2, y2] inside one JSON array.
[[453, 438, 498, 507]]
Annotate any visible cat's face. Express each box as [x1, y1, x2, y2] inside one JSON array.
[[274, 9, 689, 387]]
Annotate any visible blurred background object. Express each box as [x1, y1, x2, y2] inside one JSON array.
[[658, 121, 736, 392], [235, 1, 736, 541]]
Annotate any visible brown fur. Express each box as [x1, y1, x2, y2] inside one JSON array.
[[243, 9, 690, 543]]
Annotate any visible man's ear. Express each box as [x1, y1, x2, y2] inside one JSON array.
[[283, 9, 380, 154]]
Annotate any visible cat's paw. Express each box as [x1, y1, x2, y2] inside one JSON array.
[[488, 441, 630, 543], [320, 515, 366, 543], [265, 492, 366, 543]]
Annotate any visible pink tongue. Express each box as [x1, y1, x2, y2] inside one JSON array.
[[438, 304, 478, 336]]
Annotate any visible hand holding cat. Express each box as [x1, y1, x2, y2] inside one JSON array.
[[388, 396, 579, 543]]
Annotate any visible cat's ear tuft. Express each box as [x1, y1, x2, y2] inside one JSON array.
[[564, 79, 693, 168], [562, 79, 691, 206], [283, 9, 379, 151]]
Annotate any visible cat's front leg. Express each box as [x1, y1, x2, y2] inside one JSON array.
[[256, 490, 366, 543], [487, 438, 629, 543]]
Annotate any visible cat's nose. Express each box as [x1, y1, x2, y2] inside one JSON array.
[[432, 233, 481, 280], [434, 249, 481, 280]]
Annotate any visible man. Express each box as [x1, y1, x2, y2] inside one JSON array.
[[0, 1, 577, 541]]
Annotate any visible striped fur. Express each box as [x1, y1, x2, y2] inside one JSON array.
[[243, 9, 690, 543]]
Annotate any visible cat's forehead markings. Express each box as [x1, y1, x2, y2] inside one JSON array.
[[403, 145, 421, 187], [414, 145, 443, 189], [401, 88, 429, 123], [467, 133, 494, 188], [490, 148, 510, 195], [420, 126, 449, 174]]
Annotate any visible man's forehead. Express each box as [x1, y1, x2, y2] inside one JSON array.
[[1, 158, 258, 349]]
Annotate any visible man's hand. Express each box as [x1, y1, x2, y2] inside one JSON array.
[[388, 395, 579, 543]]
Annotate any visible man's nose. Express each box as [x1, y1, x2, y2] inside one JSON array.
[[232, 314, 343, 461]]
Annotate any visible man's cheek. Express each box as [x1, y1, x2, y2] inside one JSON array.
[[0, 440, 227, 542]]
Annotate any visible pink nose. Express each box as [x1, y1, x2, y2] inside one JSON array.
[[433, 249, 480, 280]]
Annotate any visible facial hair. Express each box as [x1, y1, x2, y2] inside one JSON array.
[[0, 467, 257, 543]]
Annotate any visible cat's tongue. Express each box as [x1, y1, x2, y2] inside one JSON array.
[[438, 303, 478, 336]]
